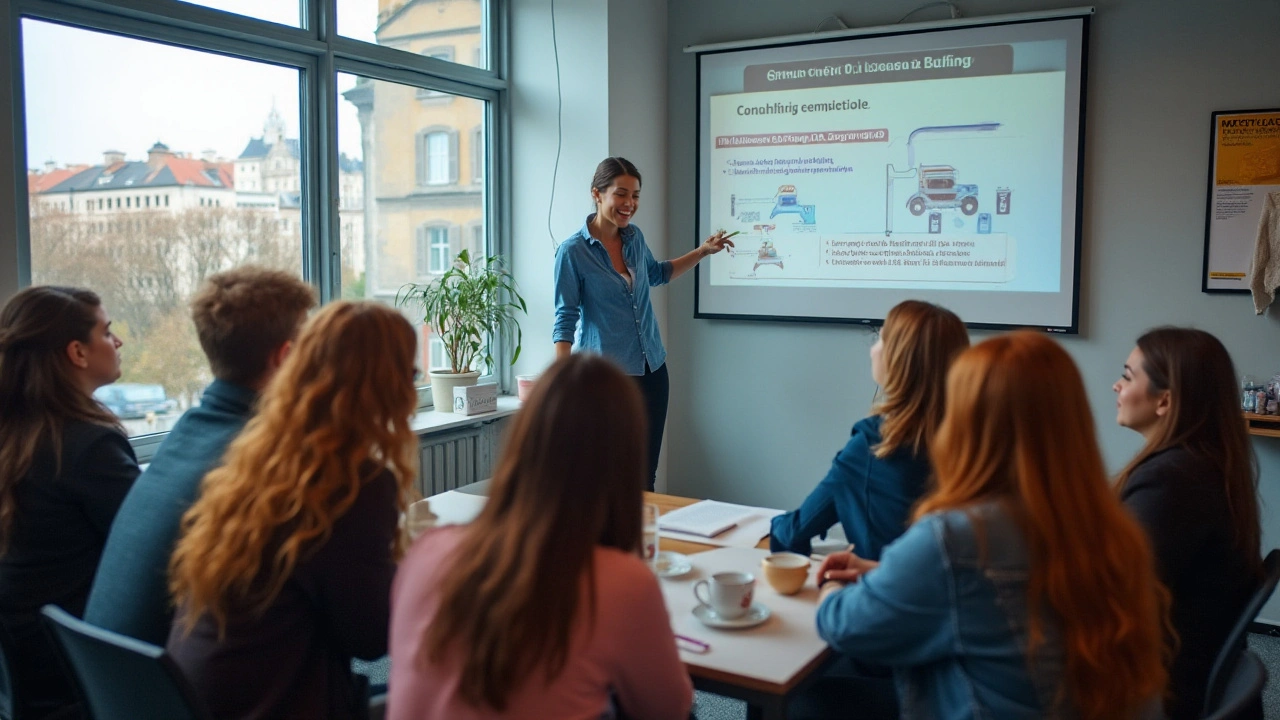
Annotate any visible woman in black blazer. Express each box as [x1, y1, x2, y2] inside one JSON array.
[[0, 286, 140, 719], [1113, 327, 1261, 720]]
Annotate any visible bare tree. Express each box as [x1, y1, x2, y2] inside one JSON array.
[[27, 203, 304, 411]]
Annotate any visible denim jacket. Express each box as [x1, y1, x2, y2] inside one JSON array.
[[770, 415, 931, 561], [553, 216, 672, 376], [816, 502, 1072, 720]]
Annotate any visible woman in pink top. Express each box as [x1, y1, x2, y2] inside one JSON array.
[[388, 355, 693, 720]]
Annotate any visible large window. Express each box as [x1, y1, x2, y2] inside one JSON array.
[[338, 71, 488, 387], [8, 0, 502, 445], [22, 20, 303, 438]]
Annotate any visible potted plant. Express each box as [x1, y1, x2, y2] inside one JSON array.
[[397, 249, 527, 412]]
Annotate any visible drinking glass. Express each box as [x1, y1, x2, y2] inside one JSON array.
[[642, 503, 659, 570]]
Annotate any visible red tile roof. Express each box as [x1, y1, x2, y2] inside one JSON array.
[[28, 166, 89, 194], [163, 157, 234, 187]]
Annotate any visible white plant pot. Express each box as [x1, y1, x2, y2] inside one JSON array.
[[429, 370, 481, 412]]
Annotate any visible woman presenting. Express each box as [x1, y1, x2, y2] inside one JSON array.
[[554, 157, 732, 490]]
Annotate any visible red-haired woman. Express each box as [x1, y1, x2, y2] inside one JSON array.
[[815, 332, 1169, 719], [168, 301, 420, 720], [387, 354, 693, 720], [1114, 327, 1262, 720], [771, 300, 968, 561]]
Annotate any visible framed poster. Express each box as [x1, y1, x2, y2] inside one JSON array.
[[1203, 108, 1280, 293]]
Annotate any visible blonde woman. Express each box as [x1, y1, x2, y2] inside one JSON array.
[[771, 300, 969, 560], [168, 301, 419, 720]]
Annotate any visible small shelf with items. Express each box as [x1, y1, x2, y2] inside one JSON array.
[[1245, 413, 1280, 438]]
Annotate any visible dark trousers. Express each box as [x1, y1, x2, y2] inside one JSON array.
[[787, 656, 899, 720], [633, 363, 668, 492]]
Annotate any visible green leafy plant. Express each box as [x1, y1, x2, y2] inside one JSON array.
[[396, 249, 527, 374]]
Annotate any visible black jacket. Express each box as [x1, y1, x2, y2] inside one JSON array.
[[1121, 446, 1259, 720], [0, 420, 139, 716]]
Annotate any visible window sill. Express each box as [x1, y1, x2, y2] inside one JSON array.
[[411, 394, 521, 437]]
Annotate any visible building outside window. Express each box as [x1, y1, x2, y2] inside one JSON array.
[[11, 0, 498, 442]]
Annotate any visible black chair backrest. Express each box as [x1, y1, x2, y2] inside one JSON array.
[[1203, 649, 1267, 720], [39, 606, 211, 720], [0, 620, 17, 720], [1202, 549, 1280, 717]]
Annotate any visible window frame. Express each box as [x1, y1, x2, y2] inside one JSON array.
[[0, 0, 510, 459]]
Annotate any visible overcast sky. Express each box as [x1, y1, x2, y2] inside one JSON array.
[[22, 0, 378, 169]]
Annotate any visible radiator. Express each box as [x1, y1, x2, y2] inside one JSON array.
[[418, 420, 503, 496]]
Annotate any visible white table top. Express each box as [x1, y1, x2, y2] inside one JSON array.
[[661, 547, 832, 695], [419, 490, 488, 526]]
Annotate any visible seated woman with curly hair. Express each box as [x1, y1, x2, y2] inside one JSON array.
[[167, 301, 420, 720]]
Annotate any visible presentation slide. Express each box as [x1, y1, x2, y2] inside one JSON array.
[[694, 16, 1088, 331]]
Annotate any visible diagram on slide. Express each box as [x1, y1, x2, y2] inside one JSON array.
[[770, 185, 816, 224], [721, 225, 794, 277], [706, 70, 1067, 293], [886, 123, 1000, 235], [908, 166, 979, 216]]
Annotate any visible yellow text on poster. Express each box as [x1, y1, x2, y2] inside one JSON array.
[[1215, 112, 1280, 186]]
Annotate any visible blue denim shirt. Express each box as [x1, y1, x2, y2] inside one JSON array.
[[770, 415, 931, 561], [553, 216, 672, 376], [816, 502, 1071, 720]]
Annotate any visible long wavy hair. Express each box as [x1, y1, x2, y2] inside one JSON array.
[[1114, 327, 1261, 577], [423, 355, 646, 711], [916, 332, 1169, 719], [872, 300, 969, 459], [0, 286, 120, 555], [170, 301, 420, 632]]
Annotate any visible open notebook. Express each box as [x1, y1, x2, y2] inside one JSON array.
[[658, 500, 759, 538]]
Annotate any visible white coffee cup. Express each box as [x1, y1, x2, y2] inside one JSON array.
[[694, 571, 755, 619]]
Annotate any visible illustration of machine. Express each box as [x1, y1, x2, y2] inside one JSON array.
[[753, 240, 783, 272], [885, 123, 1000, 235], [907, 165, 980, 216], [770, 185, 816, 224]]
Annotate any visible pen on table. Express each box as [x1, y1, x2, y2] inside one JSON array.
[[809, 544, 855, 562], [676, 634, 710, 653]]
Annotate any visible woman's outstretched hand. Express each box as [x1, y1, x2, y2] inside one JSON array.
[[701, 230, 736, 256]]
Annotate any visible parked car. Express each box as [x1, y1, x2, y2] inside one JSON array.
[[94, 383, 178, 419]]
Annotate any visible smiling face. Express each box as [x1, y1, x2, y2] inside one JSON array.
[[1113, 346, 1170, 439], [68, 304, 123, 393], [592, 174, 640, 230]]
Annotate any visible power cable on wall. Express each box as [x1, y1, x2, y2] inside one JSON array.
[[813, 14, 849, 33], [898, 1, 962, 24], [547, 0, 564, 251]]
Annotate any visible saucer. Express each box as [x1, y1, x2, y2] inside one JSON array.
[[692, 602, 771, 629], [655, 551, 693, 579]]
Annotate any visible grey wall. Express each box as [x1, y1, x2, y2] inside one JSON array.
[[663, 0, 1280, 618]]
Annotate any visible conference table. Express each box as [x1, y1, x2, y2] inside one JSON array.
[[432, 483, 835, 720]]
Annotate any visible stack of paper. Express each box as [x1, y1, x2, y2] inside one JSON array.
[[659, 500, 757, 537], [657, 500, 785, 549]]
